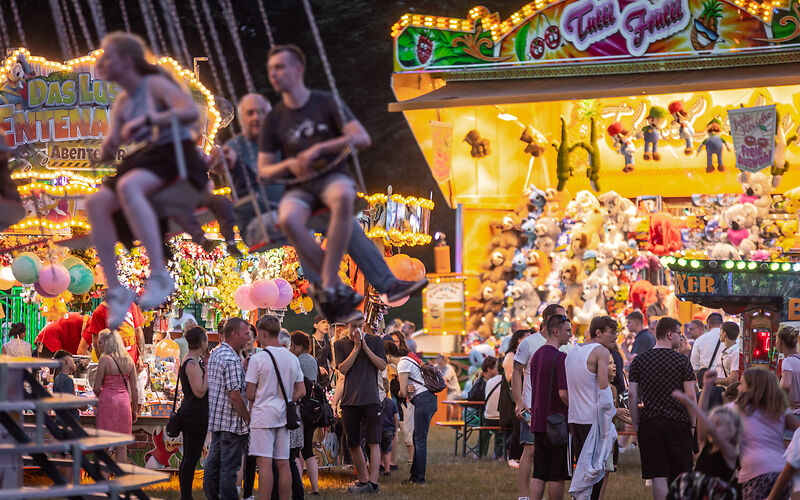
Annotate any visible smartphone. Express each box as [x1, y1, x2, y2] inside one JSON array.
[[521, 408, 531, 425]]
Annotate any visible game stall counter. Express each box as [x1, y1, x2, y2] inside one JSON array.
[[389, 1, 800, 345]]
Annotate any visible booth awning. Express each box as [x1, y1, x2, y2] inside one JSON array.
[[389, 62, 800, 112]]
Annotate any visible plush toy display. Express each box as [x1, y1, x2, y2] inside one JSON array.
[[464, 129, 491, 158], [574, 274, 605, 325], [534, 217, 560, 254], [639, 106, 669, 161], [669, 100, 695, 155], [738, 171, 774, 219], [607, 122, 635, 172], [647, 213, 682, 255], [697, 118, 731, 173], [720, 204, 758, 256], [629, 280, 656, 316]]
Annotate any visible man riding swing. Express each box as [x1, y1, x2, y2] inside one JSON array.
[[257, 44, 426, 323]]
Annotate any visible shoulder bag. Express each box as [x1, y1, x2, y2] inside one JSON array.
[[166, 360, 184, 438], [265, 348, 301, 430], [405, 357, 447, 394], [545, 353, 568, 446]]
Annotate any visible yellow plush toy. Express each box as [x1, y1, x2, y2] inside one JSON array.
[[777, 220, 800, 250], [785, 186, 800, 214]]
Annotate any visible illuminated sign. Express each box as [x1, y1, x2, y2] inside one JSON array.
[[674, 274, 717, 294], [392, 0, 782, 72], [0, 48, 220, 174]]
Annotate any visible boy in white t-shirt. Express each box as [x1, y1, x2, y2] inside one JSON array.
[[245, 315, 305, 500]]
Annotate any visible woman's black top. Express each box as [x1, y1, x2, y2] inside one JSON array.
[[179, 357, 209, 434], [695, 444, 735, 483]]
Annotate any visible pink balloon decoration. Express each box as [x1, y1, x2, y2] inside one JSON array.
[[38, 264, 71, 296], [272, 278, 293, 309], [34, 280, 59, 298], [234, 284, 256, 312], [249, 279, 279, 309]]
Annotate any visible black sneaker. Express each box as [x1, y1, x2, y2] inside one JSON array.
[[347, 482, 379, 494], [389, 464, 399, 472], [384, 278, 429, 303], [316, 285, 364, 324]]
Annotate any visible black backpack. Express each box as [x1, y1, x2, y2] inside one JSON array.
[[498, 374, 516, 428], [406, 357, 447, 394], [299, 378, 334, 428], [467, 375, 486, 402]]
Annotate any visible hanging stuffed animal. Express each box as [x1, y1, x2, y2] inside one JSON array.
[[607, 122, 635, 172], [668, 100, 695, 155], [697, 118, 731, 172], [534, 216, 560, 254], [720, 204, 758, 256], [464, 130, 491, 158], [520, 126, 547, 157], [638, 106, 669, 161], [573, 274, 605, 325]]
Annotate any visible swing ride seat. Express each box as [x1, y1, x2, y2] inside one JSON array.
[[0, 197, 26, 231], [246, 206, 331, 253]]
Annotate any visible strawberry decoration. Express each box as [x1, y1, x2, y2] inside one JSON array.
[[544, 26, 561, 49], [529, 37, 545, 59], [417, 34, 433, 65]]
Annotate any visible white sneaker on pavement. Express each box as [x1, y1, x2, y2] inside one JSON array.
[[138, 271, 174, 311]]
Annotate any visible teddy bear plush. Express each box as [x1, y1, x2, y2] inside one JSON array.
[[595, 243, 619, 298], [709, 242, 741, 260], [599, 191, 637, 230], [573, 273, 606, 325], [490, 214, 522, 248], [480, 279, 507, 314], [559, 261, 585, 319], [784, 186, 800, 214], [738, 171, 773, 219], [567, 190, 601, 221], [525, 248, 550, 288], [646, 212, 683, 255], [509, 279, 541, 325], [534, 216, 561, 254], [720, 204, 759, 255], [481, 247, 514, 282], [517, 184, 548, 219]]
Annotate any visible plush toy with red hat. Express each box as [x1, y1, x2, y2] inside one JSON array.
[[607, 122, 635, 173], [669, 100, 694, 155]]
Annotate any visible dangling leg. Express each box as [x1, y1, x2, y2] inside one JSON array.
[[277, 197, 316, 272], [115, 169, 173, 310], [87, 186, 134, 328], [319, 179, 354, 289]]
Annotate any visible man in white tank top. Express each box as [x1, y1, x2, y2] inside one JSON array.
[[565, 316, 618, 500]]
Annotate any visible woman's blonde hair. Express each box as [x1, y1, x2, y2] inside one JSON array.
[[102, 32, 161, 76], [778, 325, 800, 350], [99, 329, 128, 360], [736, 368, 788, 419], [708, 406, 742, 448]]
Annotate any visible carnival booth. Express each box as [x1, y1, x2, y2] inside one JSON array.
[[389, 1, 800, 350], [667, 257, 800, 371]]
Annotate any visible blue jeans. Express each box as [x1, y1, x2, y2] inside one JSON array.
[[203, 431, 247, 500], [409, 391, 438, 483], [299, 218, 397, 293]]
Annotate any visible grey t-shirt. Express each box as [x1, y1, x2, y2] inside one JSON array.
[[298, 352, 318, 382]]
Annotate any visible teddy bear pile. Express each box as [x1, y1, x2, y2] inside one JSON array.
[[465, 171, 800, 342]]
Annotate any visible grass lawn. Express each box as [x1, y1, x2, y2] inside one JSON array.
[[144, 427, 652, 499]]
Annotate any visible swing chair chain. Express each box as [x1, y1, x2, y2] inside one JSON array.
[[300, 0, 367, 196]]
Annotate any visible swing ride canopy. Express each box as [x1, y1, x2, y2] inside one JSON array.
[[388, 1, 800, 207]]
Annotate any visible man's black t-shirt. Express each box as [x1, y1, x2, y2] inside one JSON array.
[[258, 90, 355, 180], [629, 347, 696, 424], [311, 333, 332, 373], [334, 333, 387, 407]]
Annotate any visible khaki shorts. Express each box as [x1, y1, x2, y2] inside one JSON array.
[[249, 427, 290, 460]]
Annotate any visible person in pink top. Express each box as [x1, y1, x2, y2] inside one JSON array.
[[92, 329, 139, 463], [736, 369, 799, 500]]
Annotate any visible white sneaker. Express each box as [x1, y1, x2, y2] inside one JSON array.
[[138, 271, 174, 311], [105, 287, 135, 330], [508, 459, 519, 468], [243, 497, 255, 500]]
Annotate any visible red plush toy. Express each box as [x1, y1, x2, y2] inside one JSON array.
[[629, 280, 656, 318], [646, 212, 682, 256]]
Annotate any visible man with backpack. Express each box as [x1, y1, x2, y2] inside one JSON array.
[[395, 344, 444, 484], [290, 331, 322, 495]]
